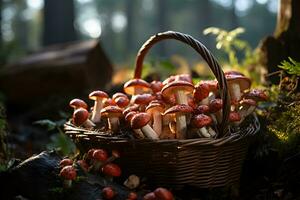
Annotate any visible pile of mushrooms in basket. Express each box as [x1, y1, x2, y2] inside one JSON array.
[[69, 71, 267, 140]]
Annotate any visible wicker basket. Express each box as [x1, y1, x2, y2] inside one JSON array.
[[64, 31, 260, 189]]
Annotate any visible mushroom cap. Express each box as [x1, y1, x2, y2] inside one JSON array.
[[146, 101, 165, 113], [191, 114, 213, 128], [101, 106, 123, 118], [86, 149, 96, 160], [77, 160, 89, 172], [60, 165, 77, 180], [125, 111, 137, 122], [154, 187, 174, 200], [240, 98, 257, 106], [244, 89, 268, 101], [224, 70, 245, 76], [104, 98, 117, 107], [72, 108, 89, 126], [123, 104, 140, 116], [59, 158, 73, 168], [203, 80, 218, 91], [102, 163, 122, 177], [226, 74, 251, 92], [127, 192, 138, 200], [150, 80, 163, 93], [115, 96, 130, 108], [102, 186, 116, 199], [193, 82, 210, 102], [112, 92, 127, 100], [163, 104, 193, 115], [123, 78, 151, 95], [131, 112, 151, 129], [143, 192, 157, 200], [209, 99, 223, 113], [161, 93, 176, 105], [69, 98, 88, 110], [162, 80, 194, 98], [229, 111, 241, 122], [194, 105, 210, 114], [89, 90, 109, 101], [132, 94, 156, 105], [92, 149, 108, 162]]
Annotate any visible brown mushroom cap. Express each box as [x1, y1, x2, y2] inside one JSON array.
[[92, 149, 108, 162], [132, 94, 155, 105], [203, 80, 218, 91], [209, 99, 223, 113], [123, 78, 151, 95], [131, 112, 151, 129], [125, 111, 137, 122], [163, 104, 193, 115], [193, 82, 210, 102], [226, 74, 251, 92], [175, 74, 193, 83], [72, 108, 89, 126], [161, 80, 194, 98], [240, 98, 257, 106], [59, 159, 73, 168], [150, 80, 163, 93], [229, 111, 241, 122], [101, 106, 123, 118], [89, 90, 109, 101], [112, 92, 127, 100], [154, 187, 174, 200], [225, 70, 245, 76], [194, 105, 210, 114], [104, 98, 117, 107], [123, 104, 140, 116], [114, 96, 130, 108], [143, 192, 157, 200], [244, 89, 268, 101], [69, 98, 88, 110], [102, 163, 121, 177], [60, 166, 77, 180], [146, 101, 165, 113], [191, 114, 213, 128]]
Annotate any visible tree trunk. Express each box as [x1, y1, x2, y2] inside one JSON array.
[[43, 0, 77, 46]]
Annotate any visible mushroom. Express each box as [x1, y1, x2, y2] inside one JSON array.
[[123, 104, 140, 116], [59, 158, 73, 168], [102, 163, 122, 181], [124, 174, 140, 189], [69, 98, 88, 110], [102, 186, 116, 199], [194, 105, 210, 115], [85, 148, 96, 164], [143, 192, 157, 200], [209, 99, 223, 124], [127, 192, 138, 200], [72, 108, 95, 128], [162, 80, 194, 105], [60, 165, 77, 188], [89, 90, 109, 123], [150, 80, 163, 93], [226, 74, 251, 103], [76, 160, 89, 172], [175, 74, 193, 83], [132, 94, 156, 111], [105, 150, 121, 164], [191, 114, 214, 138], [154, 187, 174, 200], [160, 114, 176, 139], [238, 98, 257, 123], [124, 78, 151, 95], [131, 112, 159, 140], [163, 104, 193, 139], [224, 70, 245, 76], [125, 111, 145, 139], [229, 111, 241, 127], [101, 106, 123, 132], [113, 92, 130, 108], [146, 101, 165, 136], [193, 81, 210, 105], [244, 89, 268, 102], [92, 149, 108, 172], [104, 98, 117, 107]]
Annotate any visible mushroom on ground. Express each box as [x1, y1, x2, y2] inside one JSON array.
[[89, 90, 109, 123], [146, 101, 165, 136], [60, 165, 77, 188], [124, 78, 151, 95], [154, 187, 174, 200], [102, 186, 116, 199], [69, 98, 88, 110], [92, 149, 108, 172], [162, 80, 194, 105], [131, 112, 159, 140], [102, 163, 122, 181], [101, 106, 123, 132], [191, 114, 214, 138], [123, 174, 140, 189], [59, 158, 73, 168], [72, 108, 95, 128], [163, 104, 193, 139], [226, 74, 251, 104]]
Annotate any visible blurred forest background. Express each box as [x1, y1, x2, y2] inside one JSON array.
[[0, 0, 278, 67]]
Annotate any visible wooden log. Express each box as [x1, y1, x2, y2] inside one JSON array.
[[0, 40, 113, 106]]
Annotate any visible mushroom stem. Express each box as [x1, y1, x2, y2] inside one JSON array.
[[91, 100, 103, 123], [230, 83, 242, 101], [133, 129, 145, 139], [83, 119, 96, 128], [238, 105, 256, 124], [108, 117, 119, 132], [152, 111, 162, 136], [200, 97, 209, 105], [141, 124, 159, 140], [63, 180, 72, 188], [208, 127, 216, 137], [197, 127, 211, 138], [175, 90, 188, 105], [176, 114, 187, 139]]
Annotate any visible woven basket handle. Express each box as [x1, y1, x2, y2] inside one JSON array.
[[134, 31, 230, 136]]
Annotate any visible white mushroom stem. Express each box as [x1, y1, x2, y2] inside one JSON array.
[[91, 99, 103, 123], [133, 129, 145, 139], [176, 114, 187, 139], [237, 105, 256, 125], [200, 97, 209, 105], [63, 180, 72, 188], [108, 117, 119, 132], [197, 127, 211, 138], [83, 119, 96, 128], [152, 111, 162, 136], [208, 127, 216, 137], [230, 83, 242, 101], [175, 90, 188, 105], [141, 124, 159, 140]]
